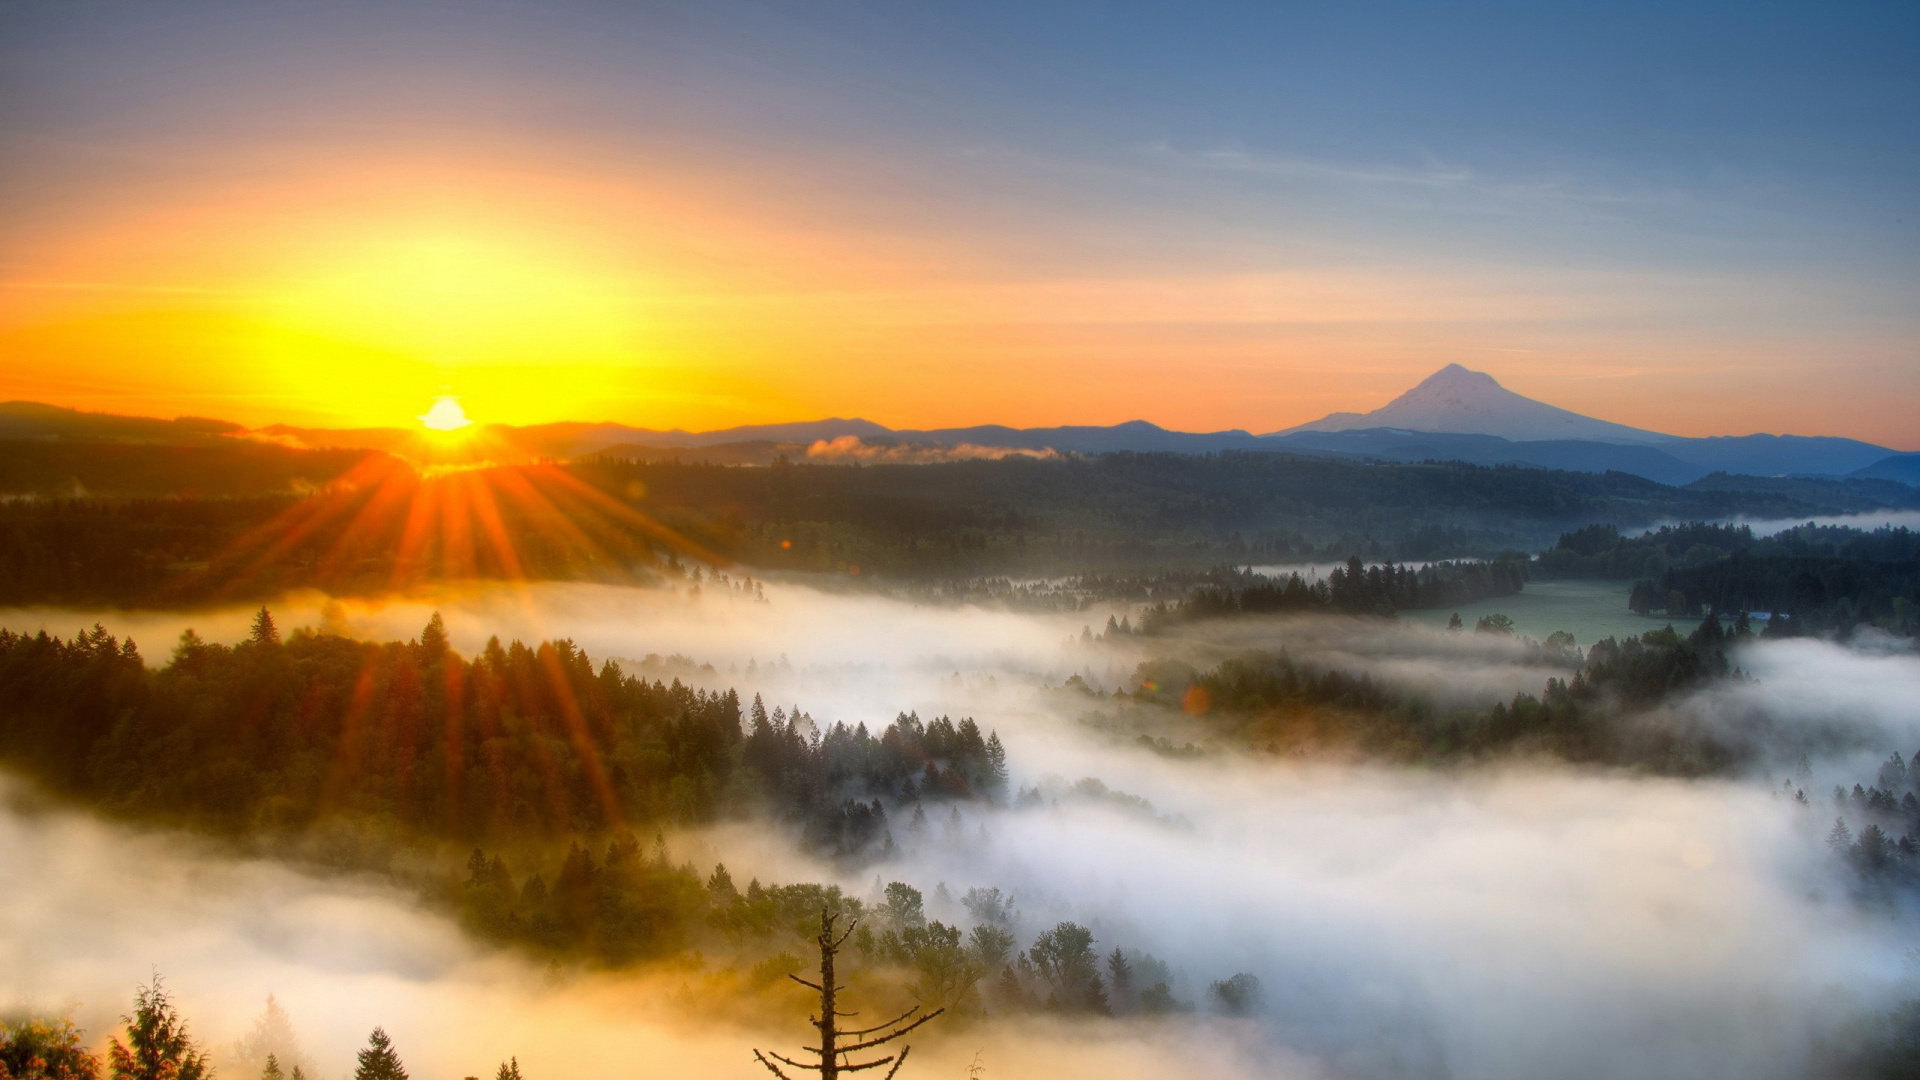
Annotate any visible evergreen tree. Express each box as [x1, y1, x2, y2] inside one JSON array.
[[352, 1029, 407, 1080], [984, 733, 1009, 800], [994, 966, 1026, 1009], [418, 613, 449, 657], [1106, 948, 1134, 1011], [235, 995, 306, 1080], [1877, 752, 1909, 793], [108, 975, 208, 1080], [249, 608, 279, 646], [171, 629, 205, 664], [520, 873, 548, 906], [261, 1055, 282, 1080], [492, 1059, 522, 1080], [707, 863, 738, 900], [1827, 818, 1854, 850], [1854, 824, 1894, 872]]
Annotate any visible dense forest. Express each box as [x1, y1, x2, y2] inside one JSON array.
[[1113, 617, 1768, 772], [0, 445, 1865, 606], [1535, 521, 1920, 634], [0, 438, 370, 501], [0, 617, 1245, 1021], [0, 613, 1006, 855], [1130, 555, 1528, 628], [1819, 751, 1920, 895], [2, 608, 1917, 1070], [1684, 471, 1920, 514]]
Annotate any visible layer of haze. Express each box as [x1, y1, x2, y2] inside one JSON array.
[[3, 577, 1916, 1078], [2, 1, 1916, 443]]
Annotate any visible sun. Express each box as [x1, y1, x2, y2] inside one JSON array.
[[419, 396, 473, 432]]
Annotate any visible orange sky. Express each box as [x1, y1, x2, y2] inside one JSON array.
[[4, 145, 1908, 444], [2, 4, 1915, 447]]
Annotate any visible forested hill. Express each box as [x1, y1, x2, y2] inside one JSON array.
[[0, 614, 1007, 855], [0, 449, 1856, 605]]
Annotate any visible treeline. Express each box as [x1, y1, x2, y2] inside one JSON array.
[[1127, 619, 1741, 771], [0, 614, 1004, 854], [0, 437, 371, 500], [1131, 555, 1527, 628], [524, 451, 1853, 576], [3, 901, 1263, 1080], [1811, 749, 1920, 894], [1630, 554, 1919, 636], [452, 844, 1246, 1022], [1538, 521, 1920, 636], [0, 448, 1851, 605], [0, 496, 302, 606], [1541, 520, 1920, 579], [0, 617, 1277, 1018], [1796, 750, 1920, 1077], [0, 977, 512, 1080]]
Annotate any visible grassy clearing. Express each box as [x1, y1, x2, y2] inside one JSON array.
[[1401, 578, 1700, 649]]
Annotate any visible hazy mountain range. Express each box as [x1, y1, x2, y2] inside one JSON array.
[[1, 364, 1912, 490]]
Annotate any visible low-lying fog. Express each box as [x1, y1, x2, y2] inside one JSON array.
[[1636, 508, 1920, 538], [3, 576, 1917, 1079]]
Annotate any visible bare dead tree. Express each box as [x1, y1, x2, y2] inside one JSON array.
[[752, 906, 944, 1080]]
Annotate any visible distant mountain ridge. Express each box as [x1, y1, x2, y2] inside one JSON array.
[[1853, 453, 1920, 487], [1, 365, 1909, 491]]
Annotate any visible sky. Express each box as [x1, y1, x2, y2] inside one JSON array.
[[0, 0, 1915, 445]]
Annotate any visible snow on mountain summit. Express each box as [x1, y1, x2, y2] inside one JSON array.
[[1275, 364, 1669, 444]]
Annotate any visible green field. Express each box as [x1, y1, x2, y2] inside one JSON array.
[[1401, 578, 1700, 649]]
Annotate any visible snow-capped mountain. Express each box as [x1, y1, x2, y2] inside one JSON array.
[[1274, 364, 1668, 445]]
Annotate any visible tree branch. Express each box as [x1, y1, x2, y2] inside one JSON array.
[[752, 1050, 801, 1080], [828, 1009, 944, 1055], [831, 916, 862, 950], [840, 1006, 919, 1038], [880, 1047, 914, 1080]]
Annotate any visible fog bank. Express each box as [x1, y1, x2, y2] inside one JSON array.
[[4, 579, 1917, 1078]]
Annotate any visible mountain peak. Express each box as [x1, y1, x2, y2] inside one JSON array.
[[1418, 363, 1501, 389], [1394, 363, 1511, 407], [1273, 364, 1668, 445]]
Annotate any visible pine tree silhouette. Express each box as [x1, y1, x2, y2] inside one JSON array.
[[249, 607, 279, 646], [352, 1029, 407, 1080]]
